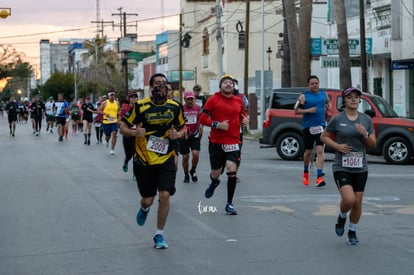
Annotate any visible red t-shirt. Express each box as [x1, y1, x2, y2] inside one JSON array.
[[183, 104, 201, 136], [199, 92, 246, 144]]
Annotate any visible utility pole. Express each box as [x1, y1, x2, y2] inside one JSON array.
[[112, 8, 138, 96], [360, 0, 368, 92], [179, 11, 183, 102], [215, 0, 223, 78], [90, 19, 114, 38], [243, 0, 250, 98]]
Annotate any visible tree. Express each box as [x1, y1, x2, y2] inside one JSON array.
[[42, 72, 74, 100], [334, 0, 352, 88], [283, 0, 313, 86], [77, 36, 124, 97]]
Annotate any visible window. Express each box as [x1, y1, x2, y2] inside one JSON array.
[[202, 28, 210, 56], [158, 43, 168, 65]]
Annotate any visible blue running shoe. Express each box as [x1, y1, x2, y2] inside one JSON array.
[[205, 180, 220, 198], [136, 208, 149, 226], [153, 234, 169, 249], [122, 162, 128, 173], [225, 203, 238, 215]]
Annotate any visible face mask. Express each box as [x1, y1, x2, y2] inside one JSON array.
[[151, 85, 167, 104]]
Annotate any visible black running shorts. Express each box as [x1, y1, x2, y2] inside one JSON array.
[[208, 142, 241, 170], [333, 171, 368, 192], [133, 157, 176, 197]]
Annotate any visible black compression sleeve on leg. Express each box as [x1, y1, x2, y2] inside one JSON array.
[[227, 176, 237, 204]]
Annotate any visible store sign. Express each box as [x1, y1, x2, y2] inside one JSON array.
[[311, 38, 372, 56], [391, 61, 414, 70], [170, 70, 195, 82], [320, 57, 362, 68]]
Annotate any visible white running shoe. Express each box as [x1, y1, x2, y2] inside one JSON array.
[[110, 150, 115, 155]]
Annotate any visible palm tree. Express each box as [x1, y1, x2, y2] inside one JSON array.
[[334, 0, 352, 88]]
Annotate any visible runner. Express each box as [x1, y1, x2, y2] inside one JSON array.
[[199, 74, 249, 215], [119, 73, 186, 249], [320, 87, 376, 245], [70, 98, 81, 136], [99, 91, 120, 155], [53, 93, 69, 142], [94, 101, 104, 144], [81, 97, 96, 145], [180, 90, 202, 183], [29, 95, 45, 136], [5, 96, 19, 137], [119, 91, 138, 172], [45, 96, 55, 133], [294, 75, 331, 187]]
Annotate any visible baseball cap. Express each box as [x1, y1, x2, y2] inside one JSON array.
[[184, 91, 195, 99], [49, 96, 53, 99], [342, 87, 362, 97], [128, 91, 138, 98], [219, 74, 235, 87], [108, 91, 115, 96]]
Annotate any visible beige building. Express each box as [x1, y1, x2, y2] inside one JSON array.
[[179, 0, 283, 95]]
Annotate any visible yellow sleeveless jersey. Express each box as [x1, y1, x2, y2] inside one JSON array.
[[122, 97, 186, 166], [103, 100, 119, 124]]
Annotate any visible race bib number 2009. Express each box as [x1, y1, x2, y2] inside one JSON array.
[[147, 135, 169, 154]]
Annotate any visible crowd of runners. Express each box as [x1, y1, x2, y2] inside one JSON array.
[[3, 73, 374, 249]]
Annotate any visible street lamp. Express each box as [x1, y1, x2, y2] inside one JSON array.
[[266, 46, 272, 71], [0, 8, 11, 19]]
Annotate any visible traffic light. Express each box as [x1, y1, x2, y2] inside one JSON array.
[[182, 33, 192, 48]]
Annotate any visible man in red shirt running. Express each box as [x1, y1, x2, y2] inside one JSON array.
[[199, 75, 249, 215]]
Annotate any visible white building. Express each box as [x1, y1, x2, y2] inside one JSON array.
[[311, 0, 414, 118]]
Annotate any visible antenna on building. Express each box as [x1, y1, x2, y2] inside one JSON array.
[[161, 0, 165, 31], [96, 0, 100, 35]]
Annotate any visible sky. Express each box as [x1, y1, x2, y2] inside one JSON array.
[[0, 0, 181, 63]]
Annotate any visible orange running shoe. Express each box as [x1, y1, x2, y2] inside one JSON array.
[[302, 172, 309, 185], [315, 176, 326, 187]]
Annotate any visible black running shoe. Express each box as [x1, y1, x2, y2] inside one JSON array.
[[347, 230, 359, 245], [183, 174, 190, 183], [335, 215, 346, 236], [190, 170, 198, 182]]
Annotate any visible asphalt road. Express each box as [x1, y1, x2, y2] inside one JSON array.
[[1, 120, 413, 275]]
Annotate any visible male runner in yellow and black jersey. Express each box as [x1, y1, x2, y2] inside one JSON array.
[[119, 73, 186, 249]]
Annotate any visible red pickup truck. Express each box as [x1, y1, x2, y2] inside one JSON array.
[[259, 88, 414, 164]]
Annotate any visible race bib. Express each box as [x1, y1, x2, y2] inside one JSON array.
[[309, 126, 323, 135], [147, 135, 169, 154], [94, 122, 101, 127], [107, 116, 115, 122], [342, 152, 363, 168], [222, 144, 240, 152], [186, 115, 197, 124]]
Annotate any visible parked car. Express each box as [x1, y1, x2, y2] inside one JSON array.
[[259, 87, 414, 164]]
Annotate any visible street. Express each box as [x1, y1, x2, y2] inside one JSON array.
[[1, 121, 413, 275]]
